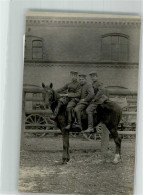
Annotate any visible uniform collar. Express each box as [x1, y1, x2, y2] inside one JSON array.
[[93, 80, 98, 84], [81, 81, 87, 86], [72, 79, 78, 83]]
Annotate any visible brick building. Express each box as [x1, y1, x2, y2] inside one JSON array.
[[24, 13, 140, 91]]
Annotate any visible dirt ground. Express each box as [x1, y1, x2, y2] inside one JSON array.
[[18, 135, 135, 195]]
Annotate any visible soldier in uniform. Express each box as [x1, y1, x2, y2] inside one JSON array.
[[74, 74, 94, 131], [85, 72, 109, 132], [55, 71, 81, 130]]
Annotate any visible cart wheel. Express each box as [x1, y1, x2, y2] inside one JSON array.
[[82, 132, 96, 141], [71, 132, 79, 138], [82, 123, 102, 141], [25, 114, 47, 137]]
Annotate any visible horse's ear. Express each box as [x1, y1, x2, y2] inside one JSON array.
[[42, 82, 45, 88], [50, 83, 53, 88]]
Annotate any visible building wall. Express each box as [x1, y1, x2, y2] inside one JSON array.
[[23, 64, 138, 91], [24, 14, 140, 92], [25, 26, 140, 63]]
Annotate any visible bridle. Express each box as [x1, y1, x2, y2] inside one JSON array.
[[44, 88, 58, 107], [49, 89, 57, 105]]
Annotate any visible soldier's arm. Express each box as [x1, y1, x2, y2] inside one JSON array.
[[84, 85, 94, 102], [56, 84, 68, 93], [93, 82, 104, 100], [68, 84, 81, 98]]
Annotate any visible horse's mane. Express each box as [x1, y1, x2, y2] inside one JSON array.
[[53, 89, 60, 102], [50, 89, 59, 112]]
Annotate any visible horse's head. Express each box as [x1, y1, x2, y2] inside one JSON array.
[[42, 82, 55, 109]]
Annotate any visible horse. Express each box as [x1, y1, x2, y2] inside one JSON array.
[[42, 82, 122, 164]]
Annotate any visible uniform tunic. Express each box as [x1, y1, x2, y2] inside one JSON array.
[[78, 82, 94, 104], [56, 80, 81, 107], [74, 82, 94, 125], [92, 81, 108, 104], [86, 80, 108, 128]]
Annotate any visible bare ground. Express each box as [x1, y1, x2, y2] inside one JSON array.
[[18, 135, 135, 195]]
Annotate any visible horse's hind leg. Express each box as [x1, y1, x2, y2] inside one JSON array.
[[109, 128, 122, 164]]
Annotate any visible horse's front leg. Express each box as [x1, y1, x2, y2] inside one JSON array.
[[62, 129, 70, 164], [109, 128, 122, 164]]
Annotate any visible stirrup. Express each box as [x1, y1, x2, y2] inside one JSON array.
[[74, 124, 82, 131], [84, 128, 94, 133]]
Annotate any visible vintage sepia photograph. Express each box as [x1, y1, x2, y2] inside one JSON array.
[[19, 12, 141, 194]]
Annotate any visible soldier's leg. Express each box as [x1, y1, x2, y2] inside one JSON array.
[[65, 100, 77, 130], [74, 104, 87, 130], [55, 97, 69, 116], [85, 103, 98, 132]]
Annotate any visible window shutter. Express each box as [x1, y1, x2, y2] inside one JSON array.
[[102, 44, 111, 60], [32, 48, 43, 59], [101, 34, 129, 62], [32, 40, 43, 59]]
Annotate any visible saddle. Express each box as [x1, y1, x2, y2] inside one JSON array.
[[109, 97, 128, 109]]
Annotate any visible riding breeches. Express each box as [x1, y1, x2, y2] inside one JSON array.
[[56, 98, 77, 116], [59, 97, 69, 105], [74, 103, 88, 125], [66, 100, 77, 124], [86, 102, 98, 128]]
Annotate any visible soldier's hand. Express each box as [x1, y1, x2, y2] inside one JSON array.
[[80, 99, 85, 103], [60, 94, 68, 97]]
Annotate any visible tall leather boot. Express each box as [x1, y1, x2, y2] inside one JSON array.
[[50, 101, 62, 120], [54, 101, 63, 116], [84, 113, 94, 133], [75, 111, 82, 131], [65, 109, 72, 131]]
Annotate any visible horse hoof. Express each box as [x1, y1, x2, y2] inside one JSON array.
[[112, 154, 122, 165], [62, 159, 70, 165], [62, 161, 67, 165]]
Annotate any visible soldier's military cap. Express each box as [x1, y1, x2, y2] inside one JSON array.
[[79, 74, 87, 79], [89, 71, 98, 77], [70, 71, 78, 75]]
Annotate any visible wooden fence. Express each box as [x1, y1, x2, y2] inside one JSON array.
[[20, 86, 137, 149]]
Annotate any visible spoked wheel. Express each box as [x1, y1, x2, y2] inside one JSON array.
[[71, 132, 79, 138], [82, 123, 103, 141], [96, 124, 102, 140], [25, 114, 48, 137], [82, 132, 96, 141]]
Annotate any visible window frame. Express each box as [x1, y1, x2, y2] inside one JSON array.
[[32, 40, 43, 60], [101, 33, 129, 62]]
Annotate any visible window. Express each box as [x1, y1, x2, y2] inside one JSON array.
[[101, 34, 129, 61], [32, 40, 43, 59]]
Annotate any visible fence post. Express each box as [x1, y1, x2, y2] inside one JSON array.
[[101, 123, 109, 158]]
